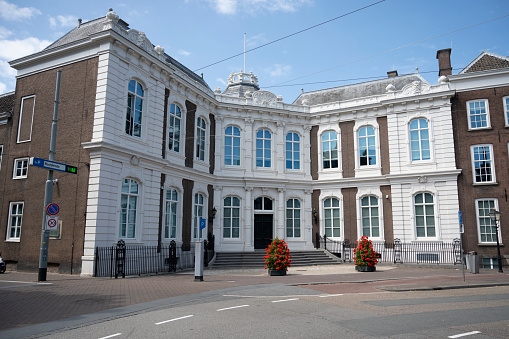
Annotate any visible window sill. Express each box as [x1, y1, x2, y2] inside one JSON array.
[[468, 127, 492, 132], [4, 239, 20, 243], [478, 243, 504, 247], [12, 177, 27, 180], [472, 182, 498, 186]]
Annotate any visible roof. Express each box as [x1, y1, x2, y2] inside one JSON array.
[[292, 73, 428, 106], [0, 91, 14, 113], [460, 51, 509, 74]]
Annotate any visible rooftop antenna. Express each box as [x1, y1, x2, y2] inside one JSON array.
[[244, 33, 246, 72]]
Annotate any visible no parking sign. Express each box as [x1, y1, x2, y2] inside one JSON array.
[[45, 216, 59, 231]]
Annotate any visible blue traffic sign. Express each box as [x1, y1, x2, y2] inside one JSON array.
[[200, 218, 206, 230], [46, 203, 59, 215], [30, 157, 78, 174]]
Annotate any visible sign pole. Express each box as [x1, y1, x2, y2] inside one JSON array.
[[38, 70, 61, 282]]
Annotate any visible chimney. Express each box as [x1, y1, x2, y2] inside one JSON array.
[[436, 48, 452, 76], [387, 70, 398, 78]]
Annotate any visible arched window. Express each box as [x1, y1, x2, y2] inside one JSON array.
[[225, 126, 241, 166], [196, 117, 206, 161], [120, 178, 139, 238], [256, 129, 271, 168], [223, 196, 240, 238], [322, 131, 338, 169], [254, 197, 273, 210], [414, 192, 435, 237], [361, 196, 379, 237], [286, 133, 300, 170], [358, 126, 376, 166], [168, 103, 181, 152], [324, 197, 340, 237], [193, 193, 204, 239], [286, 199, 301, 237], [409, 118, 430, 161], [125, 80, 143, 137], [164, 188, 178, 239]]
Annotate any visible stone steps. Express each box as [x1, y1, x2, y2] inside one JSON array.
[[213, 250, 341, 268]]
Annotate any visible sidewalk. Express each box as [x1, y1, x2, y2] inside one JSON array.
[[0, 264, 508, 333]]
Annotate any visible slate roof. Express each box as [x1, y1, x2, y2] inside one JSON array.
[[0, 91, 14, 114], [460, 51, 509, 74], [293, 73, 427, 106]]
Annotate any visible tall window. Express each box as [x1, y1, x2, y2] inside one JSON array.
[[120, 179, 138, 238], [504, 96, 509, 126], [324, 197, 340, 237], [125, 80, 143, 137], [286, 199, 301, 237], [13, 158, 28, 179], [361, 196, 379, 237], [476, 199, 498, 243], [7, 202, 23, 241], [322, 131, 338, 169], [285, 133, 300, 170], [225, 126, 241, 166], [256, 129, 271, 168], [467, 99, 490, 129], [409, 118, 430, 161], [193, 193, 204, 239], [168, 103, 181, 152], [164, 188, 178, 239], [223, 196, 240, 238], [196, 117, 206, 161], [471, 145, 495, 183], [414, 192, 435, 238], [358, 126, 376, 166]]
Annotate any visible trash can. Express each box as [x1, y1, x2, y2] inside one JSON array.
[[466, 251, 479, 274]]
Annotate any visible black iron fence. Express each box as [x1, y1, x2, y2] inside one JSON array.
[[94, 237, 215, 278], [316, 234, 462, 265]]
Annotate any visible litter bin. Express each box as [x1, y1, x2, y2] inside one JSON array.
[[466, 251, 479, 274]]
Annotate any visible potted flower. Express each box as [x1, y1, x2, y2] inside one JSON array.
[[353, 236, 378, 272], [264, 238, 291, 276]]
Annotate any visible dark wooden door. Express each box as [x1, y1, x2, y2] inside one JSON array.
[[254, 214, 273, 249]]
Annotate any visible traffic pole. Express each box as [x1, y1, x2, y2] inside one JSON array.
[[38, 70, 61, 282]]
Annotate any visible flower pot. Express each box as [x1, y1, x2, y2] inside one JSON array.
[[355, 265, 376, 272], [268, 269, 287, 276]]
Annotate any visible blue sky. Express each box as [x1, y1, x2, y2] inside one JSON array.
[[0, 0, 508, 102]]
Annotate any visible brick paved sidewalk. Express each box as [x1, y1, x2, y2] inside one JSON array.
[[0, 264, 508, 333]]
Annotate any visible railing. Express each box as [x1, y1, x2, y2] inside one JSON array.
[[316, 234, 462, 265], [94, 237, 215, 278]]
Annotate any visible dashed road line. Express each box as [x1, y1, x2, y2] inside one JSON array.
[[448, 331, 481, 338], [319, 294, 344, 297], [98, 333, 122, 339], [271, 298, 299, 303], [217, 305, 249, 311], [155, 315, 194, 325]]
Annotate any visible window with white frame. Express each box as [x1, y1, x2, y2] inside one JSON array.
[[361, 196, 379, 237], [358, 126, 376, 166], [164, 188, 178, 239], [120, 178, 139, 239], [125, 80, 143, 137], [256, 129, 271, 168], [13, 158, 28, 179], [193, 193, 205, 239], [471, 144, 495, 184], [476, 199, 498, 243], [223, 196, 240, 238], [322, 131, 339, 169], [504, 96, 509, 126], [7, 202, 23, 241], [286, 199, 301, 237], [196, 117, 206, 161], [409, 118, 431, 161], [168, 103, 181, 152], [467, 99, 490, 130], [324, 197, 340, 237], [285, 132, 300, 170], [414, 192, 435, 238], [17, 95, 35, 143], [254, 197, 273, 211], [225, 126, 241, 166]]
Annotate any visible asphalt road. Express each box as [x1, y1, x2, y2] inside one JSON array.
[[11, 284, 509, 339]]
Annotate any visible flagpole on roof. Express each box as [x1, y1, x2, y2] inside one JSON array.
[[244, 33, 246, 72]]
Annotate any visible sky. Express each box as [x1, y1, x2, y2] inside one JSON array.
[[0, 0, 508, 103]]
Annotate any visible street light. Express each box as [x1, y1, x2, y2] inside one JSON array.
[[488, 209, 504, 273]]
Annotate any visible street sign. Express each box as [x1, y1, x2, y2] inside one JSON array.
[[30, 157, 78, 174], [458, 211, 463, 225], [46, 203, 59, 216], [200, 218, 206, 230], [45, 216, 59, 231]]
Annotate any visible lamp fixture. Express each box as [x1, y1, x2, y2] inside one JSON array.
[[212, 207, 217, 219], [313, 208, 318, 224]]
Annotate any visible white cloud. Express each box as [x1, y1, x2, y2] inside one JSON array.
[[216, 77, 226, 85], [49, 15, 79, 29], [206, 0, 311, 15], [0, 81, 7, 94], [266, 64, 292, 77], [0, 0, 41, 21], [246, 33, 267, 48], [209, 0, 237, 14], [0, 26, 12, 39], [0, 37, 52, 61], [0, 60, 16, 77], [178, 50, 191, 57]]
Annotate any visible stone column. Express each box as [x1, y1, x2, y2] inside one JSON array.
[[304, 189, 314, 249], [214, 116, 224, 171], [244, 118, 253, 177], [212, 185, 222, 251], [244, 186, 253, 248], [276, 121, 285, 176], [303, 125, 312, 177], [277, 187, 286, 239]]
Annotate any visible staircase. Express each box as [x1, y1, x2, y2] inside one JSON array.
[[212, 249, 340, 269]]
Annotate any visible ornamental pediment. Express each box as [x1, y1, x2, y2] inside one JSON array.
[[252, 90, 277, 107], [401, 81, 431, 96]]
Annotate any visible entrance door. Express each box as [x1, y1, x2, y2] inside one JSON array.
[[254, 214, 273, 249]]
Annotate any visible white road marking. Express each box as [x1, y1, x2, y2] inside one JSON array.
[[217, 305, 249, 311], [155, 315, 194, 325], [272, 298, 299, 303], [448, 331, 481, 338], [319, 294, 344, 297], [98, 333, 122, 339]]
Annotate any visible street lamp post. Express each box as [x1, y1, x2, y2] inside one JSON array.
[[489, 209, 504, 273]]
